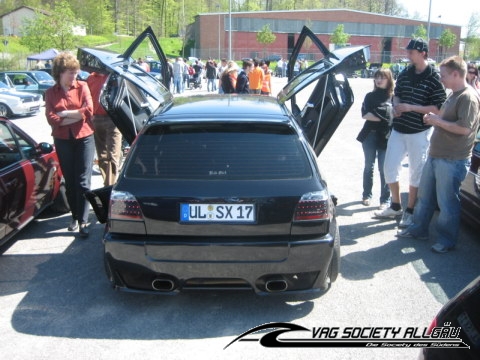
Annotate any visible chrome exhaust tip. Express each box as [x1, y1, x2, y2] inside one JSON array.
[[151, 278, 176, 292], [265, 279, 288, 292]]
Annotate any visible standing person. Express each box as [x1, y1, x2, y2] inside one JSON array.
[[276, 58, 284, 78], [172, 57, 184, 94], [248, 59, 263, 94], [34, 60, 45, 69], [206, 59, 217, 92], [217, 58, 228, 94], [467, 63, 480, 94], [220, 61, 238, 94], [183, 58, 190, 91], [374, 38, 446, 228], [357, 68, 393, 208], [260, 60, 272, 96], [397, 56, 480, 253], [282, 58, 287, 78], [45, 52, 94, 237], [86, 71, 122, 187], [236, 59, 253, 94]]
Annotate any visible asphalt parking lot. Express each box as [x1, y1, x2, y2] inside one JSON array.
[[1, 75, 479, 360]]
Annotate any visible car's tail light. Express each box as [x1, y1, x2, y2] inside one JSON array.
[[109, 191, 143, 221], [294, 191, 331, 221], [426, 317, 437, 335]]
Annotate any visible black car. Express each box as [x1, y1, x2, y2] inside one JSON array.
[[460, 141, 480, 229], [80, 26, 369, 295], [419, 276, 480, 360]]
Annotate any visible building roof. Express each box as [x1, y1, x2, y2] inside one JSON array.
[[0, 6, 50, 18]]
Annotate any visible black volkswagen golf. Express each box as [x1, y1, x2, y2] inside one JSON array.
[[79, 26, 369, 295]]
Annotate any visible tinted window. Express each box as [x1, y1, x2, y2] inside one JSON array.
[[126, 123, 312, 180], [0, 123, 21, 168]]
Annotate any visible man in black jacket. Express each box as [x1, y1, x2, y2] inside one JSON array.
[[235, 60, 253, 94]]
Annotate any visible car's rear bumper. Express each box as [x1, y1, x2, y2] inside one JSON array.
[[103, 232, 336, 295]]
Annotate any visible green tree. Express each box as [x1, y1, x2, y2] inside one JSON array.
[[256, 24, 276, 57], [49, 0, 78, 50], [19, 1, 78, 51], [464, 12, 480, 60], [330, 24, 350, 48], [19, 11, 53, 52], [412, 24, 427, 39], [439, 28, 456, 59]]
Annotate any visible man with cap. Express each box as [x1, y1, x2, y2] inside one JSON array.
[[374, 38, 446, 228], [397, 56, 480, 253]]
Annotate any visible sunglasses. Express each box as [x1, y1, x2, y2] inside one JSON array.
[[468, 70, 477, 74]]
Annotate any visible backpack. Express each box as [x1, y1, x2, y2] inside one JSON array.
[[188, 66, 195, 76]]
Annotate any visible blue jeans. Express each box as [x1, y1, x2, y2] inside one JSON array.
[[362, 131, 390, 203], [207, 78, 216, 92], [173, 75, 183, 93], [407, 157, 469, 248], [54, 135, 95, 224]]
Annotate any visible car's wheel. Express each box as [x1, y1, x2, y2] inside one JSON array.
[[0, 103, 11, 117], [51, 178, 70, 213]]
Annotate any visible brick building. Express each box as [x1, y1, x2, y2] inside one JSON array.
[[191, 9, 461, 63]]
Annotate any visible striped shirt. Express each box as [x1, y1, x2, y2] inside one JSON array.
[[393, 64, 446, 134]]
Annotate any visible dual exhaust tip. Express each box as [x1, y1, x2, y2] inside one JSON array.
[[151, 278, 289, 293]]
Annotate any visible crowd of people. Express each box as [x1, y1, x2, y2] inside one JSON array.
[[165, 56, 275, 95], [43, 40, 480, 250], [357, 38, 480, 254]]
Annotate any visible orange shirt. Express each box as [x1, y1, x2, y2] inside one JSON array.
[[45, 80, 94, 140], [248, 66, 264, 90], [261, 72, 271, 94]]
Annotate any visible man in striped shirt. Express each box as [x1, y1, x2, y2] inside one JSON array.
[[374, 39, 446, 227]]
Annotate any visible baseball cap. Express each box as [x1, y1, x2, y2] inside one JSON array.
[[406, 38, 428, 53]]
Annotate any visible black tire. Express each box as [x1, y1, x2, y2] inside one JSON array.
[[0, 103, 11, 117], [51, 179, 70, 213]]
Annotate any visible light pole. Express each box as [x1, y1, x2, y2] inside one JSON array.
[[217, 4, 220, 60], [2, 39, 8, 70], [437, 15, 442, 62], [426, 0, 432, 41], [228, 0, 232, 60]]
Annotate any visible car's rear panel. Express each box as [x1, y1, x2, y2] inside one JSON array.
[[101, 121, 337, 294]]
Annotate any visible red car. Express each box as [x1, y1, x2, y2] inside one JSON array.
[[0, 117, 68, 253], [460, 141, 480, 229]]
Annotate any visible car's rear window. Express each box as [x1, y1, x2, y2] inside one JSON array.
[[125, 123, 312, 180]]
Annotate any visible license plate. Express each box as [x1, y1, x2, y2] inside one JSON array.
[[29, 105, 40, 111], [180, 203, 255, 223]]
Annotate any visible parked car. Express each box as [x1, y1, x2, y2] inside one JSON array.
[[80, 26, 369, 295], [145, 60, 163, 81], [418, 275, 480, 360], [460, 141, 480, 229], [0, 117, 69, 253], [362, 62, 383, 78], [40, 68, 90, 81], [0, 81, 42, 117], [264, 54, 281, 62], [0, 70, 55, 99]]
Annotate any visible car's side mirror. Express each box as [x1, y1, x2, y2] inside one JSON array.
[[38, 142, 53, 154]]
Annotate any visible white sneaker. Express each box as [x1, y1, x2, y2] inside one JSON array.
[[398, 212, 414, 228], [378, 203, 389, 210], [373, 207, 403, 219]]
